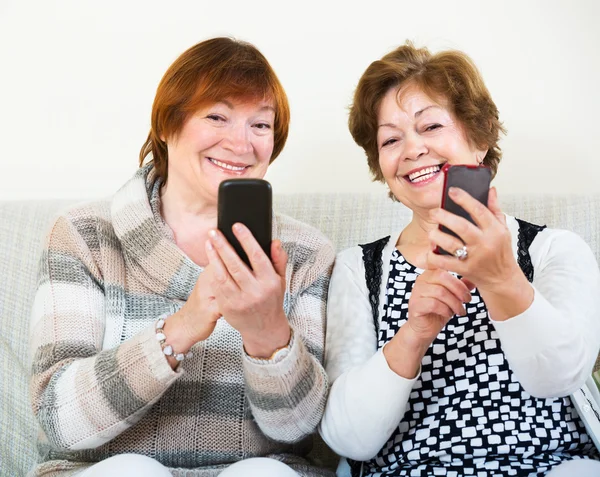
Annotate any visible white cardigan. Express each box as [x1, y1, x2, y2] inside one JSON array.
[[319, 215, 600, 472]]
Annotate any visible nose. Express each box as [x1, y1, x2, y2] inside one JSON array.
[[403, 132, 427, 161], [223, 124, 252, 156]]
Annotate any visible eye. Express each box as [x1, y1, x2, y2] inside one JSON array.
[[381, 138, 398, 148], [424, 123, 442, 132], [253, 122, 272, 130], [206, 114, 225, 122]]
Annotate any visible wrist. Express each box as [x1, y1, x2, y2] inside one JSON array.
[[242, 317, 292, 359], [162, 311, 198, 353], [479, 269, 534, 322], [385, 326, 430, 379]]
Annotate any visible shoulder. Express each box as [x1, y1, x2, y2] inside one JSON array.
[[332, 234, 392, 283], [508, 215, 598, 274], [46, 199, 115, 252]]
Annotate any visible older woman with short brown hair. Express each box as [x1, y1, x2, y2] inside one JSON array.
[[320, 42, 600, 477]]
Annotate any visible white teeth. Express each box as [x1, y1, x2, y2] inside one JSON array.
[[412, 171, 437, 183], [408, 165, 441, 182], [209, 158, 246, 171]]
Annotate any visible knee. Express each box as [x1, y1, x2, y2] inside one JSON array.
[[220, 457, 299, 477], [81, 454, 171, 477]]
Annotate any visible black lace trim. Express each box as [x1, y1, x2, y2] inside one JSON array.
[[349, 236, 390, 477], [359, 236, 391, 339], [515, 218, 546, 283]]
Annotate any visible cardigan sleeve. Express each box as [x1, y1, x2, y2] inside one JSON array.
[[242, 231, 335, 443], [319, 247, 418, 461], [29, 214, 180, 451], [490, 228, 600, 398]]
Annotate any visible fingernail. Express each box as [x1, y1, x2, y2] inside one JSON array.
[[233, 223, 244, 233], [449, 187, 459, 196]]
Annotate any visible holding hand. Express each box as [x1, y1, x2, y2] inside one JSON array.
[[178, 264, 222, 343], [406, 269, 473, 345], [426, 186, 534, 321], [427, 186, 520, 292], [205, 223, 291, 358]]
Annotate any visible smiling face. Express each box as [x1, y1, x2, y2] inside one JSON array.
[[377, 84, 487, 215], [163, 98, 275, 207]]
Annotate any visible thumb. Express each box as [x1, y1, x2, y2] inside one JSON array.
[[270, 240, 288, 278]]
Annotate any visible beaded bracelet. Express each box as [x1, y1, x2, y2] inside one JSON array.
[[155, 314, 193, 362]]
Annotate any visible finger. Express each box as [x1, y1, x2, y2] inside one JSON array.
[[208, 229, 255, 289], [488, 187, 506, 223], [417, 297, 456, 320], [427, 249, 468, 276], [205, 239, 239, 294], [419, 284, 467, 316], [447, 186, 496, 230], [429, 228, 466, 258], [426, 270, 472, 303], [431, 207, 482, 245], [270, 240, 288, 278], [231, 223, 274, 277]]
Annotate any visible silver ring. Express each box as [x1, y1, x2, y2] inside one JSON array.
[[454, 245, 468, 261]]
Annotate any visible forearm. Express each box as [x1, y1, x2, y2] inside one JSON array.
[[243, 330, 329, 443], [31, 324, 179, 450], [491, 286, 596, 397], [320, 348, 417, 461]]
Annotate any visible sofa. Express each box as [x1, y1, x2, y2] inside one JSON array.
[[2, 193, 600, 476]]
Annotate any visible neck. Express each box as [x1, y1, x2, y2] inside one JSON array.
[[398, 210, 437, 247], [396, 210, 439, 269], [159, 180, 217, 267], [160, 179, 217, 226]]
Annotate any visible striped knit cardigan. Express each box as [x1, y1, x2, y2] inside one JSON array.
[[28, 165, 336, 477]]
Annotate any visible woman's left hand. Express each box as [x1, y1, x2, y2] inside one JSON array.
[[205, 223, 292, 358], [427, 186, 521, 293]]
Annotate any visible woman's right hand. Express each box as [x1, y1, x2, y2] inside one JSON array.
[[384, 269, 473, 379], [178, 264, 222, 343], [161, 265, 222, 368], [406, 269, 473, 345]]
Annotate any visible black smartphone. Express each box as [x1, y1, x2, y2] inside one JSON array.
[[217, 179, 272, 268], [435, 163, 492, 255]]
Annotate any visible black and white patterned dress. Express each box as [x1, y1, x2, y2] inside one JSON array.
[[356, 223, 597, 477]]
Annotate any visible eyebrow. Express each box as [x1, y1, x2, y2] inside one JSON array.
[[378, 105, 441, 129], [217, 100, 275, 114]]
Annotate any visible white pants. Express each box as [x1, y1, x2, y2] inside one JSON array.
[[78, 454, 300, 477], [545, 458, 600, 476]]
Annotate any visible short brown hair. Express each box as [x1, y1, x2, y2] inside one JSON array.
[[349, 41, 505, 182], [139, 37, 290, 182]]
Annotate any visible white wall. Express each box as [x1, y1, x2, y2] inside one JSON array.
[[1, 0, 598, 200]]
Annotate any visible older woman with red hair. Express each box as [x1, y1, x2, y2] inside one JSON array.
[[29, 38, 335, 477]]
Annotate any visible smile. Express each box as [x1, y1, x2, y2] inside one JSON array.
[[207, 158, 249, 172], [405, 164, 444, 183]]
